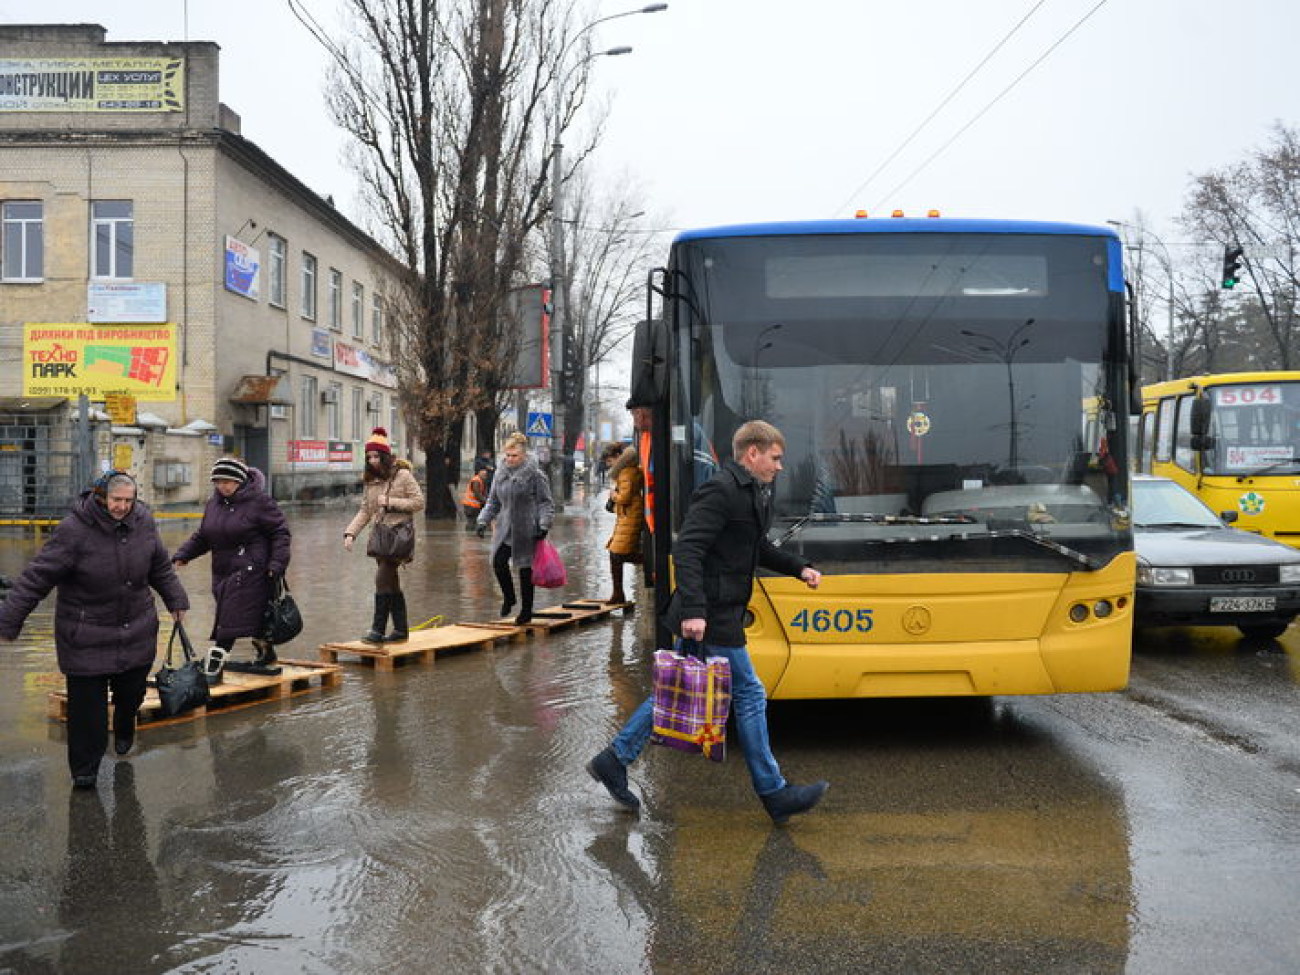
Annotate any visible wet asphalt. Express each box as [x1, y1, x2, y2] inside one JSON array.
[[1, 495, 1299, 973]]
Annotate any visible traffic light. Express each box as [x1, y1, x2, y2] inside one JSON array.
[[1221, 245, 1244, 289]]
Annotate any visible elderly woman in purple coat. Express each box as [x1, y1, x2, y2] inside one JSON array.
[[173, 457, 291, 682], [0, 471, 189, 788]]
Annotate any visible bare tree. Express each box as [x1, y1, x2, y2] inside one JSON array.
[[1181, 122, 1300, 371], [554, 172, 661, 492], [324, 0, 602, 516]]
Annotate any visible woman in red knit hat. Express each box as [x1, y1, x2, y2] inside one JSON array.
[[343, 428, 425, 643]]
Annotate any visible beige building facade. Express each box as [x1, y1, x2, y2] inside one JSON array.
[[0, 24, 407, 511]]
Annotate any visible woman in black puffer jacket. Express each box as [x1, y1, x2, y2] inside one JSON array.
[[0, 471, 189, 788]]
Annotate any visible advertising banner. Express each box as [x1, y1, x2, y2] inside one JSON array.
[[0, 58, 185, 112], [23, 323, 177, 401], [333, 339, 398, 388], [223, 236, 260, 300], [87, 282, 167, 323]]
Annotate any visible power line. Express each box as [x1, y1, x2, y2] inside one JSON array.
[[832, 0, 1049, 217], [873, 0, 1108, 210]]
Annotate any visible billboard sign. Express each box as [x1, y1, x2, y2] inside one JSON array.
[[224, 236, 260, 300], [23, 323, 176, 401]]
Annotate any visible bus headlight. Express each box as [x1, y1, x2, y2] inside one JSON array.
[[1069, 604, 1089, 623], [1093, 600, 1114, 618]]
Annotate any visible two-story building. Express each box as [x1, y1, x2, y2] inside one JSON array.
[[0, 24, 409, 512]]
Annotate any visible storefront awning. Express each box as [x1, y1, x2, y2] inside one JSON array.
[[229, 375, 293, 406]]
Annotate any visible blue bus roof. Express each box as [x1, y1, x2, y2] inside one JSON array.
[[673, 217, 1118, 243]]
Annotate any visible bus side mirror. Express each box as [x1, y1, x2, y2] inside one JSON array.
[[1220, 510, 1239, 524], [628, 317, 667, 407], [1190, 396, 1211, 436]]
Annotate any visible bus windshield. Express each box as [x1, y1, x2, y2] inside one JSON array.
[[671, 230, 1130, 574], [1202, 381, 1300, 476]]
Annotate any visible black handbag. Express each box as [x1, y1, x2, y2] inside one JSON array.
[[367, 519, 416, 561], [263, 576, 303, 644], [154, 621, 210, 718]]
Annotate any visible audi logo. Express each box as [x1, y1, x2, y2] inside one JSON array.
[[1221, 568, 1257, 583]]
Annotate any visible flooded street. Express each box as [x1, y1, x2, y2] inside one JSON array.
[[1, 498, 1299, 973]]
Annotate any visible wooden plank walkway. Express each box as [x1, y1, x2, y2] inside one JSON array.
[[46, 658, 343, 729], [498, 599, 633, 633], [318, 622, 525, 669]]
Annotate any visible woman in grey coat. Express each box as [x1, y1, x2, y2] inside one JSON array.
[[476, 433, 554, 624], [0, 471, 189, 788]]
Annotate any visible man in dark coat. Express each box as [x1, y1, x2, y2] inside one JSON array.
[[0, 471, 189, 787], [173, 458, 291, 679], [587, 421, 830, 824]]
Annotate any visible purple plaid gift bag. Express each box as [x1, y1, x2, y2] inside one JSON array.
[[650, 649, 732, 762]]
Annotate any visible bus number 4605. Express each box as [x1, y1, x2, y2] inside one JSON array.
[[789, 608, 874, 633]]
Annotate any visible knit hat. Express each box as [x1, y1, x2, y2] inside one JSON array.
[[211, 457, 250, 484], [365, 427, 392, 456]]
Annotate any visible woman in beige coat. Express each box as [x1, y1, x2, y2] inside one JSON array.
[[603, 444, 644, 604], [343, 427, 425, 643]]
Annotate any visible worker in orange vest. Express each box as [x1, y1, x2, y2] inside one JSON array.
[[461, 465, 493, 528]]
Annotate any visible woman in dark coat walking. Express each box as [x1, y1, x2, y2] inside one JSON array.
[[173, 458, 291, 680], [476, 432, 554, 624], [0, 471, 190, 788]]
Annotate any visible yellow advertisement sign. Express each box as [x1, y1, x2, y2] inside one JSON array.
[[23, 324, 177, 401], [0, 58, 185, 112]]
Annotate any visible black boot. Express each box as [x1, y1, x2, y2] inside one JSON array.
[[586, 747, 641, 812], [515, 568, 534, 625], [496, 562, 516, 617], [608, 554, 627, 605], [760, 781, 830, 825], [362, 593, 390, 644], [251, 639, 281, 675], [385, 592, 409, 642]]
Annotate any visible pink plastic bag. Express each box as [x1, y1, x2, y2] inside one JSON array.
[[532, 538, 567, 588]]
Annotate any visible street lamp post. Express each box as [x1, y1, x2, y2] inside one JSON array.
[[1108, 219, 1175, 380], [962, 321, 1033, 470], [548, 4, 666, 504]]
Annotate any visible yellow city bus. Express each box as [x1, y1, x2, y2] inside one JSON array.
[[634, 218, 1135, 698], [1138, 371, 1300, 547]]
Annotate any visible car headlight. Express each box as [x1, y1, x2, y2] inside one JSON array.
[[1137, 564, 1194, 586], [1280, 564, 1300, 584]]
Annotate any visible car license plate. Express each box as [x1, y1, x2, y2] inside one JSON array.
[[1209, 596, 1276, 612]]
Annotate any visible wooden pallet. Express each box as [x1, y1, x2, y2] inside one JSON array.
[[318, 622, 525, 669], [498, 599, 633, 633], [46, 659, 343, 728]]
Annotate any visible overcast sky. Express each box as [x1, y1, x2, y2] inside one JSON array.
[[9, 0, 1299, 258]]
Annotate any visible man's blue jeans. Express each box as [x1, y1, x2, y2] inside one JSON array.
[[610, 643, 786, 797]]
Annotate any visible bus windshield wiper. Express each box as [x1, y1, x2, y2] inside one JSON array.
[[775, 512, 975, 546], [1236, 456, 1300, 480], [980, 528, 1098, 571]]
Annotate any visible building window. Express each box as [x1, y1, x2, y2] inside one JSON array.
[[371, 292, 384, 345], [268, 234, 286, 307], [301, 252, 317, 320], [326, 382, 343, 439], [351, 282, 365, 338], [389, 398, 400, 448], [329, 268, 343, 331], [351, 386, 365, 442], [2, 201, 43, 282], [299, 375, 318, 439], [91, 201, 133, 278]]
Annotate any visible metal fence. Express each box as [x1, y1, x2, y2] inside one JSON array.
[[0, 406, 106, 519]]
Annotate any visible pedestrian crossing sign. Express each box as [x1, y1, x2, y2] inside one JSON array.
[[526, 411, 553, 437]]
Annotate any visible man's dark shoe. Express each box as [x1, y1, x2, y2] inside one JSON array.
[[114, 733, 134, 756], [586, 747, 640, 812], [761, 780, 829, 825]]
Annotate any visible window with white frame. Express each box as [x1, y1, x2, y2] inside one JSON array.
[[299, 375, 319, 438], [301, 252, 317, 320], [389, 399, 400, 448], [351, 281, 365, 338], [268, 234, 286, 307], [91, 201, 133, 278], [348, 384, 364, 441], [2, 201, 43, 282], [326, 381, 343, 439], [371, 292, 384, 345], [328, 268, 342, 331]]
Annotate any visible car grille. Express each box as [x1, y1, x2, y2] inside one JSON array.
[[1192, 565, 1280, 585]]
